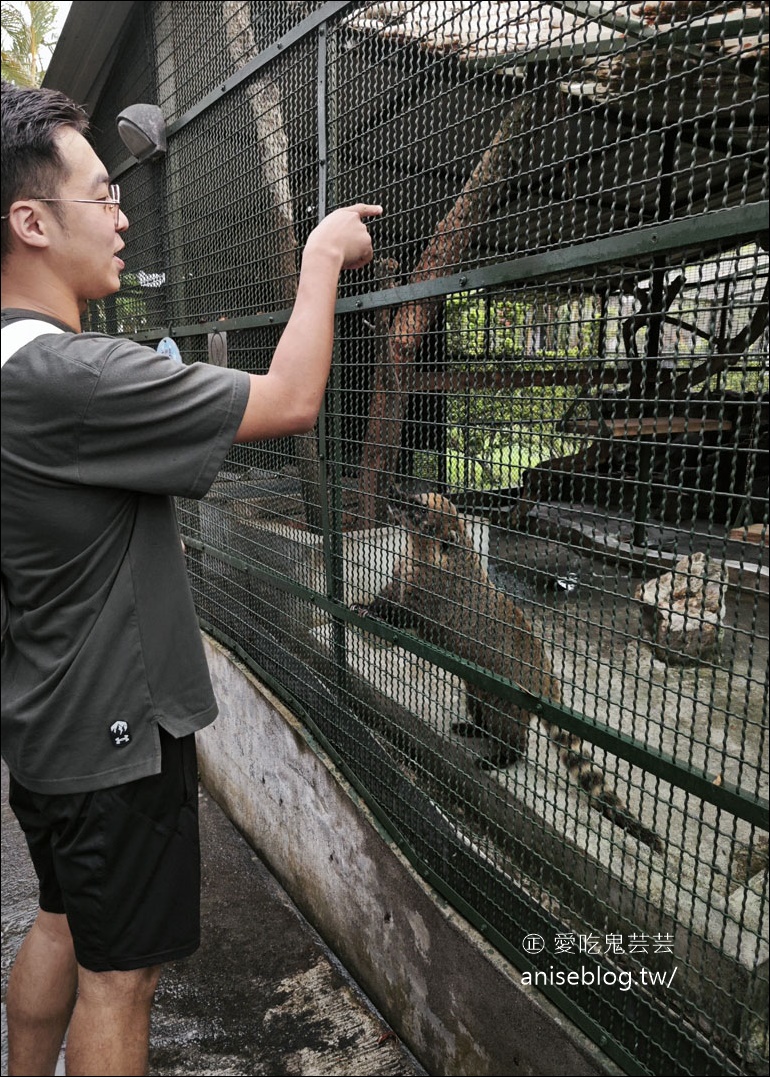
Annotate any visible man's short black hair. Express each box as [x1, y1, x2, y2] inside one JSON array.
[[1, 81, 89, 259]]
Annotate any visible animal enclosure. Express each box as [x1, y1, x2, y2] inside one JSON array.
[[81, 2, 768, 1073]]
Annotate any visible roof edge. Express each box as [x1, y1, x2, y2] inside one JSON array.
[[43, 1, 138, 114]]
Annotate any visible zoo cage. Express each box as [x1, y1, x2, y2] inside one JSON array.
[[85, 2, 768, 1073]]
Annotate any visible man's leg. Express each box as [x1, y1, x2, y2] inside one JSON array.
[[64, 963, 163, 1077], [6, 909, 78, 1076], [8, 731, 198, 1076]]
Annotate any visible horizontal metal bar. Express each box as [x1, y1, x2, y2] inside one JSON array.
[[335, 202, 769, 314], [472, 8, 767, 74], [556, 1, 768, 55], [664, 14, 768, 48], [197, 615, 652, 1075], [130, 201, 768, 344], [556, 0, 767, 78], [557, 0, 657, 42], [131, 309, 289, 342], [169, 2, 351, 137], [344, 611, 770, 832], [198, 613, 744, 1076], [562, 0, 768, 50], [183, 535, 769, 830], [111, 1, 353, 182]]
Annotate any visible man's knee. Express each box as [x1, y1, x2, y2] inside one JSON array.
[[76, 964, 163, 1009]]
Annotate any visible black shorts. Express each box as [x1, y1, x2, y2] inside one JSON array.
[[9, 727, 201, 972]]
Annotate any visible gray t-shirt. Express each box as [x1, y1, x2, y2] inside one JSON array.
[[1, 310, 251, 793]]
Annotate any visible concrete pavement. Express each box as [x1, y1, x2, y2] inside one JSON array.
[[1, 761, 426, 1076]]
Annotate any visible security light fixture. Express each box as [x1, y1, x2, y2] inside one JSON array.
[[116, 104, 167, 162]]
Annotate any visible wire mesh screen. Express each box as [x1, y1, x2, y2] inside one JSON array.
[[87, 3, 768, 1073]]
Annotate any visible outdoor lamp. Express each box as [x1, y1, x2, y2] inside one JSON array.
[[116, 104, 167, 162]]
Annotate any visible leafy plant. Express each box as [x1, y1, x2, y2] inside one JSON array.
[[1, 0, 59, 87]]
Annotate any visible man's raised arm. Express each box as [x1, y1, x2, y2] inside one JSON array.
[[234, 203, 382, 443]]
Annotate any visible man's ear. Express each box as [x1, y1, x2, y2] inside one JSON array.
[[5, 202, 52, 251]]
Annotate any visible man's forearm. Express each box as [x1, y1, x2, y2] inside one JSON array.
[[233, 203, 380, 443], [268, 244, 346, 423]]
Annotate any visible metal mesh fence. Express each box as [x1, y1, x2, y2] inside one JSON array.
[[87, 3, 768, 1073]]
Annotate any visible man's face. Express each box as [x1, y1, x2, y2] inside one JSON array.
[[47, 127, 128, 305]]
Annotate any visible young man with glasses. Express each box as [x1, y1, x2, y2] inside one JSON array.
[[1, 80, 381, 1076]]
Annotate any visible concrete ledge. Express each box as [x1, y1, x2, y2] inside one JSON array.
[[198, 634, 619, 1077]]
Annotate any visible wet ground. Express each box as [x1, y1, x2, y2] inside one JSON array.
[[1, 761, 425, 1077]]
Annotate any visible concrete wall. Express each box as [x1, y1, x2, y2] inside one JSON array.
[[197, 635, 619, 1077]]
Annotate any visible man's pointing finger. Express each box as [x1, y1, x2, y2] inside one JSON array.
[[352, 203, 384, 219]]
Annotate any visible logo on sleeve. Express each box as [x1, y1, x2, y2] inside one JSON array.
[[109, 721, 132, 747]]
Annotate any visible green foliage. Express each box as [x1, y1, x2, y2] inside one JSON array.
[[439, 291, 589, 488], [115, 275, 151, 334], [84, 273, 150, 335], [446, 289, 602, 362], [1, 1, 59, 87], [718, 362, 768, 395]]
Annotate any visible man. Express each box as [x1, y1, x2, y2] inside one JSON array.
[[1, 80, 381, 1076]]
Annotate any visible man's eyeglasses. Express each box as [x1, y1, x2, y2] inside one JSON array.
[[1, 184, 122, 227]]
